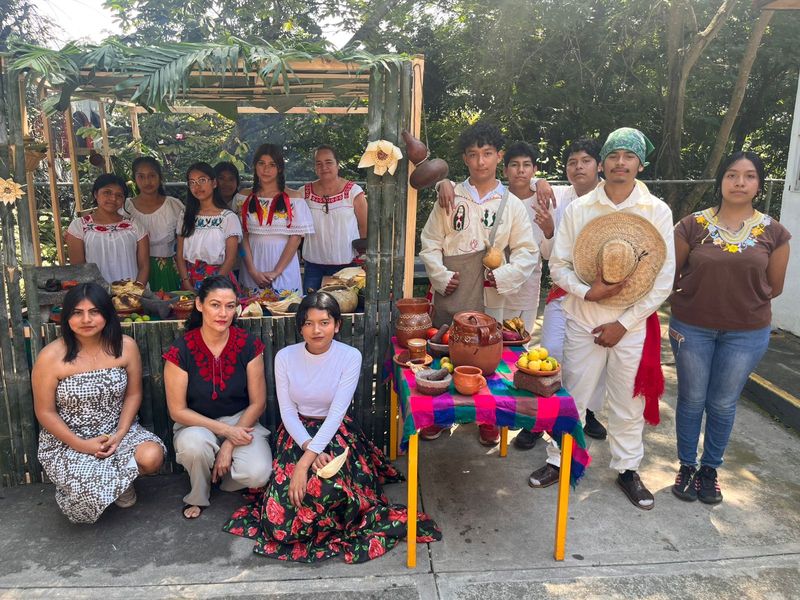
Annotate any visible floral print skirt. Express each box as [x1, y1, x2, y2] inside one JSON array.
[[185, 260, 241, 295], [223, 415, 441, 563]]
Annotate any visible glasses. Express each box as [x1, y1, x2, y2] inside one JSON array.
[[188, 177, 211, 187]]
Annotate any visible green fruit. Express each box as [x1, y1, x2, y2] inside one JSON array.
[[141, 315, 151, 321], [123, 317, 133, 323], [440, 356, 451, 364]]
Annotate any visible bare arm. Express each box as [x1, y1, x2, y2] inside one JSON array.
[[767, 242, 790, 298], [673, 235, 691, 289], [268, 235, 302, 279], [241, 231, 268, 288], [96, 337, 144, 458], [217, 236, 240, 277], [65, 233, 86, 265], [175, 236, 192, 290], [135, 236, 150, 286], [353, 191, 368, 238]]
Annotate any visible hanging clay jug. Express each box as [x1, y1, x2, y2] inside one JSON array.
[[409, 158, 449, 190], [395, 298, 433, 348], [448, 311, 503, 375], [401, 130, 430, 165]]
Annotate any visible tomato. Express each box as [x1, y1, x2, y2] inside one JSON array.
[[441, 331, 450, 344], [426, 327, 439, 339]]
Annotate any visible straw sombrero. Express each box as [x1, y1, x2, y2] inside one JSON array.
[[573, 213, 666, 308]]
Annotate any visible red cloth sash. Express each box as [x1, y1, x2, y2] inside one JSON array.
[[241, 192, 293, 233], [545, 285, 568, 304], [634, 312, 664, 426]]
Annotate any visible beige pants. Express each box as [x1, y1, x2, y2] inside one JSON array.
[[546, 317, 646, 472], [174, 411, 272, 507]]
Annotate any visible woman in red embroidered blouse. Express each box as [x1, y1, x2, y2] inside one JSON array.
[[302, 145, 368, 292], [163, 275, 272, 519]]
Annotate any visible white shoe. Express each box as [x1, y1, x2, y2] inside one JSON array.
[[115, 484, 137, 508]]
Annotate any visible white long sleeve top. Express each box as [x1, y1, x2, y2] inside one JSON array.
[[419, 180, 539, 307], [549, 180, 675, 332], [274, 340, 362, 454]]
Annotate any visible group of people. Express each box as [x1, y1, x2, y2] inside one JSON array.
[[65, 145, 366, 299], [32, 120, 789, 564], [420, 121, 790, 510]]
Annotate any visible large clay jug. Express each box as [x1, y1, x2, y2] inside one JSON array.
[[448, 311, 503, 375], [401, 130, 429, 165], [409, 158, 450, 190], [395, 298, 433, 348]]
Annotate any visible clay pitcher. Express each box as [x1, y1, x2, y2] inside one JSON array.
[[395, 298, 433, 348], [448, 311, 503, 375]]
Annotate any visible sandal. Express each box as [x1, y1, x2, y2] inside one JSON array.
[[182, 504, 204, 519]]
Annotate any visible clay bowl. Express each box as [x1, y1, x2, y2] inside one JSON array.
[[502, 333, 531, 347], [414, 368, 452, 396], [393, 350, 433, 369], [517, 364, 562, 378], [427, 340, 449, 358]]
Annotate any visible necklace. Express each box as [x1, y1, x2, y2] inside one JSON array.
[[80, 346, 104, 365]]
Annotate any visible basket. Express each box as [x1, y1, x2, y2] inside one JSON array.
[[25, 150, 47, 172]]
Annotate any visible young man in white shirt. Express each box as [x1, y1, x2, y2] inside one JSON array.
[[528, 128, 675, 511]]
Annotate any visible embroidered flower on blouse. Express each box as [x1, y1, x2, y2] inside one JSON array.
[[695, 208, 770, 254]]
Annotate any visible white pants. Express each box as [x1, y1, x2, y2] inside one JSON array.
[[546, 317, 646, 472], [540, 297, 604, 412], [174, 411, 272, 506]]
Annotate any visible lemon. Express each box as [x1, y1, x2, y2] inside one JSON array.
[[142, 315, 151, 321], [538, 347, 549, 360], [546, 357, 559, 369], [517, 355, 529, 368], [539, 361, 552, 371], [440, 356, 451, 364], [443, 362, 454, 373], [527, 359, 542, 371], [526, 349, 539, 362]]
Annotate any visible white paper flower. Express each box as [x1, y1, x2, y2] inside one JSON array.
[[358, 140, 403, 176], [0, 177, 24, 206]]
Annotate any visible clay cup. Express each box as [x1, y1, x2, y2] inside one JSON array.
[[453, 365, 486, 396]]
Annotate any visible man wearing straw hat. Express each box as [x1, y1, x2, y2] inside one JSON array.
[[528, 127, 675, 510]]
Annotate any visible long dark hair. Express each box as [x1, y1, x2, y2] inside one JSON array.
[[184, 275, 239, 331], [92, 173, 129, 202], [714, 151, 766, 206], [214, 161, 241, 188], [249, 144, 287, 214], [295, 291, 342, 336], [180, 162, 229, 238], [132, 156, 167, 196], [61, 283, 122, 363]]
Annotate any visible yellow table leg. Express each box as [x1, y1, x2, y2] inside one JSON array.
[[554, 433, 574, 561], [407, 432, 418, 568], [390, 384, 398, 461], [499, 426, 508, 457]]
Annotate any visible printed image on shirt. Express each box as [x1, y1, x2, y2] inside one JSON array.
[[481, 208, 497, 229], [452, 203, 468, 231]]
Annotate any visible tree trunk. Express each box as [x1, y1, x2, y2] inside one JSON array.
[[656, 0, 738, 209], [679, 10, 775, 216], [341, 0, 408, 50]]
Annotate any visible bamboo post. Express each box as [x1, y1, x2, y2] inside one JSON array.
[[0, 215, 19, 485], [361, 66, 385, 436], [0, 56, 11, 176], [40, 92, 65, 264], [129, 107, 141, 141], [18, 74, 41, 265], [393, 62, 412, 304], [98, 101, 112, 172], [402, 57, 425, 298], [63, 105, 83, 213], [7, 68, 36, 265]]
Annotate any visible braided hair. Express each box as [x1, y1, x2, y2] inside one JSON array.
[[249, 143, 287, 214]]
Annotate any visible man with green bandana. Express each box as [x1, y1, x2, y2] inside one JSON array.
[[527, 128, 675, 511]]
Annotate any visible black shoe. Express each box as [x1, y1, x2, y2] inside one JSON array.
[[671, 465, 698, 502], [513, 429, 543, 450], [584, 409, 607, 440], [616, 471, 654, 510], [696, 466, 723, 504]]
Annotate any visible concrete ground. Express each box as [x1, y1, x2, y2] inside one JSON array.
[[1, 330, 799, 599]]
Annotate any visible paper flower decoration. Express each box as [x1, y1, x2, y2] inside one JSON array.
[[358, 140, 402, 176], [0, 177, 24, 206]]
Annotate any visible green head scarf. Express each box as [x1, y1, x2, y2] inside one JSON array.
[[600, 127, 655, 167]]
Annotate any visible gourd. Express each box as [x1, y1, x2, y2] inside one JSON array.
[[482, 244, 503, 269]]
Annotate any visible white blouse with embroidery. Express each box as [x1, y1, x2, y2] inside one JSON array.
[[67, 215, 147, 284], [302, 181, 363, 265], [177, 209, 242, 266], [123, 196, 184, 258]]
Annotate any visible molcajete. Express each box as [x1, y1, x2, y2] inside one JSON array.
[[395, 298, 433, 348], [448, 311, 502, 375]]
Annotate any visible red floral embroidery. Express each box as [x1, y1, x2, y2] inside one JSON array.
[[183, 326, 251, 397], [162, 346, 181, 366], [304, 181, 355, 206]]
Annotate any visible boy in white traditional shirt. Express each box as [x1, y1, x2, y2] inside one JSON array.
[[419, 121, 539, 446]]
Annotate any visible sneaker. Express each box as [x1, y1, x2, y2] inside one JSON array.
[[616, 471, 654, 510], [696, 466, 723, 505], [671, 465, 698, 502], [513, 429, 543, 450], [115, 484, 137, 508], [528, 463, 560, 488], [584, 409, 607, 440], [419, 425, 446, 441], [478, 424, 501, 446]]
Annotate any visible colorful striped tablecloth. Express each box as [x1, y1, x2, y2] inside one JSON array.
[[393, 341, 591, 485]]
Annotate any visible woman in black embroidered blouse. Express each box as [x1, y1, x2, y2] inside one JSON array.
[[163, 275, 272, 519]]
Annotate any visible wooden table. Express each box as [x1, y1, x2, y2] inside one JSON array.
[[389, 342, 591, 568]]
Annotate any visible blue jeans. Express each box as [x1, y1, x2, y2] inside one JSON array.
[[303, 261, 354, 294], [669, 316, 770, 469]]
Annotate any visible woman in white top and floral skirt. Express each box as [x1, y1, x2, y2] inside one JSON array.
[[302, 145, 367, 293], [66, 173, 149, 286], [123, 156, 184, 292], [176, 162, 243, 292], [235, 144, 314, 298], [224, 291, 441, 563]]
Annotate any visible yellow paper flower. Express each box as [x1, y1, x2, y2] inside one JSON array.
[[358, 140, 403, 176], [725, 244, 740, 253], [752, 225, 765, 237], [0, 177, 24, 206], [695, 215, 707, 225]]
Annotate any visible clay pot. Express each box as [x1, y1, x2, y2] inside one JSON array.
[[395, 298, 433, 348], [409, 158, 449, 190], [448, 311, 503, 375], [453, 365, 487, 396], [402, 130, 429, 165]]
